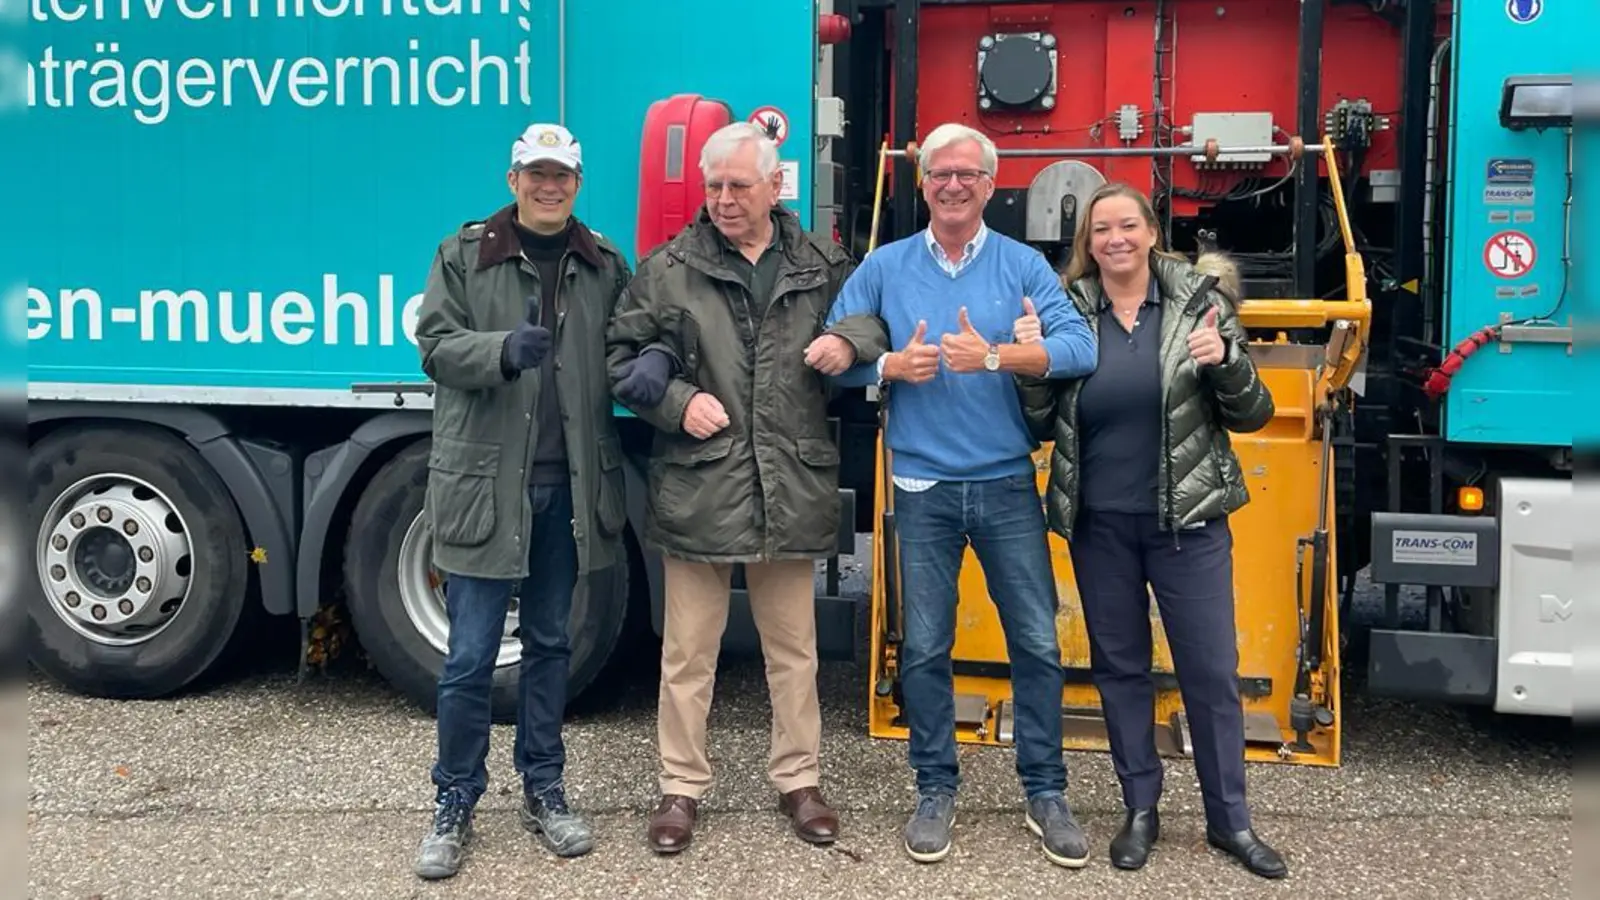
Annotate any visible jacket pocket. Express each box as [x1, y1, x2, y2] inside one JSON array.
[[795, 436, 840, 469], [654, 433, 736, 518], [595, 433, 627, 536], [662, 432, 736, 467], [678, 311, 704, 385], [426, 435, 500, 547]]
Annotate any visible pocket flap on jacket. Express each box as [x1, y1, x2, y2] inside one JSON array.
[[795, 437, 840, 467], [666, 433, 734, 466], [428, 435, 501, 476]]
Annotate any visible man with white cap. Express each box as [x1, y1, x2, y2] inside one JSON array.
[[411, 123, 635, 880]]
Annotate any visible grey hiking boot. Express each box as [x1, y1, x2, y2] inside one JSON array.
[[414, 788, 474, 880], [521, 784, 595, 858], [903, 792, 957, 863], [1025, 792, 1090, 868]]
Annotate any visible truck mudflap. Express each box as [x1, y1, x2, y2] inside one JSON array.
[[1367, 476, 1573, 717]]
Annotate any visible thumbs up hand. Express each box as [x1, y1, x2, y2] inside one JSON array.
[[1013, 296, 1042, 345], [941, 306, 994, 373], [503, 295, 553, 371], [1187, 305, 1226, 367], [884, 319, 941, 384]]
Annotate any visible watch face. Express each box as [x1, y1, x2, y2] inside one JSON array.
[[984, 347, 1000, 371]]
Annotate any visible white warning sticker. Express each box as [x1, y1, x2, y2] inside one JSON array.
[[777, 160, 799, 200]]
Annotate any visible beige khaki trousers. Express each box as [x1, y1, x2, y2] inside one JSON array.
[[657, 556, 822, 799]]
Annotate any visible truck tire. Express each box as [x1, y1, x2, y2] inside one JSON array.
[[342, 438, 633, 723], [27, 424, 251, 698]]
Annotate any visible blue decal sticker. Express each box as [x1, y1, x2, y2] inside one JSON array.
[[1507, 0, 1542, 25], [1486, 158, 1535, 183]]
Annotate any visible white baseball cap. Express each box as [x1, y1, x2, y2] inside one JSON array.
[[511, 123, 582, 174]]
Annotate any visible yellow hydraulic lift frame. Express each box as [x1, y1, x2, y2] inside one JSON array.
[[863, 136, 1372, 769]]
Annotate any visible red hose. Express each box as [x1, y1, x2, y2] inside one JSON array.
[[1422, 325, 1500, 400]]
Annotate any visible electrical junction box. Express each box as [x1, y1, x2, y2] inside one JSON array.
[[1188, 113, 1273, 167]]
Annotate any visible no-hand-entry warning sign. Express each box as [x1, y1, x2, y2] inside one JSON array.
[[1483, 230, 1536, 279], [749, 105, 789, 145]]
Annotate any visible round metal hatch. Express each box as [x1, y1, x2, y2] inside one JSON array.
[[980, 36, 1053, 107]]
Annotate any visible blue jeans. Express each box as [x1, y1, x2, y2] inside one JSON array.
[[894, 473, 1067, 800], [431, 483, 577, 806]]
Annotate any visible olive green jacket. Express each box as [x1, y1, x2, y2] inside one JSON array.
[[1016, 252, 1274, 540], [604, 207, 890, 563], [415, 204, 631, 579]]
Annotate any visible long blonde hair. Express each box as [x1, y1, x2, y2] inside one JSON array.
[[1063, 182, 1185, 285]]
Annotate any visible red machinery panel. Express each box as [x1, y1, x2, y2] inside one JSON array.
[[636, 93, 733, 260], [907, 1, 1405, 218]]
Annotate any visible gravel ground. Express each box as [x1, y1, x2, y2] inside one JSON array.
[[23, 565, 1573, 899]]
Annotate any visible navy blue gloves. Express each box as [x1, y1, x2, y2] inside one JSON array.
[[613, 347, 675, 409]]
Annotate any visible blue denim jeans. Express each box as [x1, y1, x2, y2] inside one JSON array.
[[430, 483, 577, 806], [894, 473, 1067, 800]]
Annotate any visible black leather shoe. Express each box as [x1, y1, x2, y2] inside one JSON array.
[[1110, 807, 1159, 870], [1206, 827, 1288, 879]]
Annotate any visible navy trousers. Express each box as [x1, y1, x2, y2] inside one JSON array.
[[1068, 510, 1251, 833], [431, 483, 578, 806]]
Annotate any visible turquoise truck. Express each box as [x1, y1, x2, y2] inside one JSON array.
[[22, 0, 856, 716]]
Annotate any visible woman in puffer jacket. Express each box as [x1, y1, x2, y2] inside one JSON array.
[[1013, 181, 1285, 880]]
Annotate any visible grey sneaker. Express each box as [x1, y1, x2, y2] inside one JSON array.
[[521, 784, 595, 858], [1025, 792, 1090, 868], [903, 792, 957, 863], [414, 789, 474, 880]]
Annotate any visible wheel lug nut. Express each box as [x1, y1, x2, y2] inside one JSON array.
[[118, 600, 134, 616], [52, 535, 67, 551], [138, 547, 154, 563], [122, 520, 139, 536], [91, 605, 107, 620], [50, 565, 66, 581], [96, 506, 112, 523], [65, 592, 81, 608], [136, 577, 152, 593], [70, 513, 85, 529]]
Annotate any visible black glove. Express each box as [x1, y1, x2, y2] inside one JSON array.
[[502, 295, 552, 372], [613, 347, 675, 409]]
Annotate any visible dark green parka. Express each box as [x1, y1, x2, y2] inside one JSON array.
[[415, 204, 632, 579], [1016, 252, 1274, 540], [604, 207, 890, 564]]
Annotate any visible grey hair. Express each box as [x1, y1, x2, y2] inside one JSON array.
[[700, 121, 780, 179], [918, 123, 998, 174]]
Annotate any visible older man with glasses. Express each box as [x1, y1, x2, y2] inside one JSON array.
[[606, 121, 890, 855], [822, 122, 1098, 868]]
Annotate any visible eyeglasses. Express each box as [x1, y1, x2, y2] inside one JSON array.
[[704, 180, 758, 198], [923, 169, 989, 186]]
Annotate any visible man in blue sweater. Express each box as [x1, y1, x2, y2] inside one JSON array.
[[817, 123, 1097, 868]]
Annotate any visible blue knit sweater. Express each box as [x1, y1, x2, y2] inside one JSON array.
[[826, 229, 1096, 482]]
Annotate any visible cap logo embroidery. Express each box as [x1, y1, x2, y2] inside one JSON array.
[[537, 130, 561, 146]]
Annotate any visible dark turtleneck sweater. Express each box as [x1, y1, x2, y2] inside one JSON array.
[[512, 217, 569, 485]]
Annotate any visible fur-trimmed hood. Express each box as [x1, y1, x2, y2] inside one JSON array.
[[1193, 251, 1241, 302]]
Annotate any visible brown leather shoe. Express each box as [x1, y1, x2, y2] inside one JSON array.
[[779, 787, 839, 845], [647, 794, 698, 854]]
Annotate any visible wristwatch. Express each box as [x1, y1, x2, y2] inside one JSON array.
[[983, 343, 1001, 371]]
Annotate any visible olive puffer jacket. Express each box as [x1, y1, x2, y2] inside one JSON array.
[[1016, 252, 1274, 540]]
